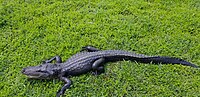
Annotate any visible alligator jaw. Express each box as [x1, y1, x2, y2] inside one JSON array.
[[21, 65, 51, 79], [22, 68, 42, 78]]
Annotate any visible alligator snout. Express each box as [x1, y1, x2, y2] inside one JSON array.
[[21, 68, 26, 74]]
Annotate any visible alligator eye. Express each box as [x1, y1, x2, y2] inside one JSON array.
[[37, 70, 42, 72], [37, 70, 47, 73]]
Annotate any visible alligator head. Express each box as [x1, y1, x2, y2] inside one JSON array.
[[22, 63, 60, 79]]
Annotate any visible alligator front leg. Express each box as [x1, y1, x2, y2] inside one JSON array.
[[56, 77, 72, 97], [81, 46, 100, 52], [43, 56, 62, 63]]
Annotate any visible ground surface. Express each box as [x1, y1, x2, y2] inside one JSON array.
[[0, 0, 200, 97]]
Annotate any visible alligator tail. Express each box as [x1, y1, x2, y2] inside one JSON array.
[[135, 56, 199, 68]]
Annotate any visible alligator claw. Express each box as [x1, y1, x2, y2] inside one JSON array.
[[56, 90, 64, 97]]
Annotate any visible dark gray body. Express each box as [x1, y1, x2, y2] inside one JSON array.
[[22, 46, 198, 97], [61, 50, 148, 76]]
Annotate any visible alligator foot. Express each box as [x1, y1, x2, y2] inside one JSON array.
[[42, 56, 62, 63], [81, 46, 100, 52]]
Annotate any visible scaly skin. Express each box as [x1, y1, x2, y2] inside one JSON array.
[[22, 46, 198, 97]]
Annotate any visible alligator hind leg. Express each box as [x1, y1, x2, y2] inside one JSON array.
[[92, 66, 105, 75], [42, 56, 62, 63], [92, 58, 106, 75], [81, 46, 100, 52]]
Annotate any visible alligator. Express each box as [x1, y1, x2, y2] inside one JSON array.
[[22, 46, 198, 97]]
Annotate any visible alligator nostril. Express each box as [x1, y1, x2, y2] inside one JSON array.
[[21, 68, 26, 73]]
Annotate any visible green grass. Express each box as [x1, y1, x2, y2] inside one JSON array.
[[0, 0, 200, 96]]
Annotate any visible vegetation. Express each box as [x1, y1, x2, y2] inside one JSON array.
[[0, 0, 200, 96]]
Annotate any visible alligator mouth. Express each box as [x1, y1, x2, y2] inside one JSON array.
[[21, 68, 45, 79], [26, 75, 41, 78], [22, 72, 41, 78]]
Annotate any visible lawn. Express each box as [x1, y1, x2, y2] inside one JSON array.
[[0, 0, 200, 97]]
